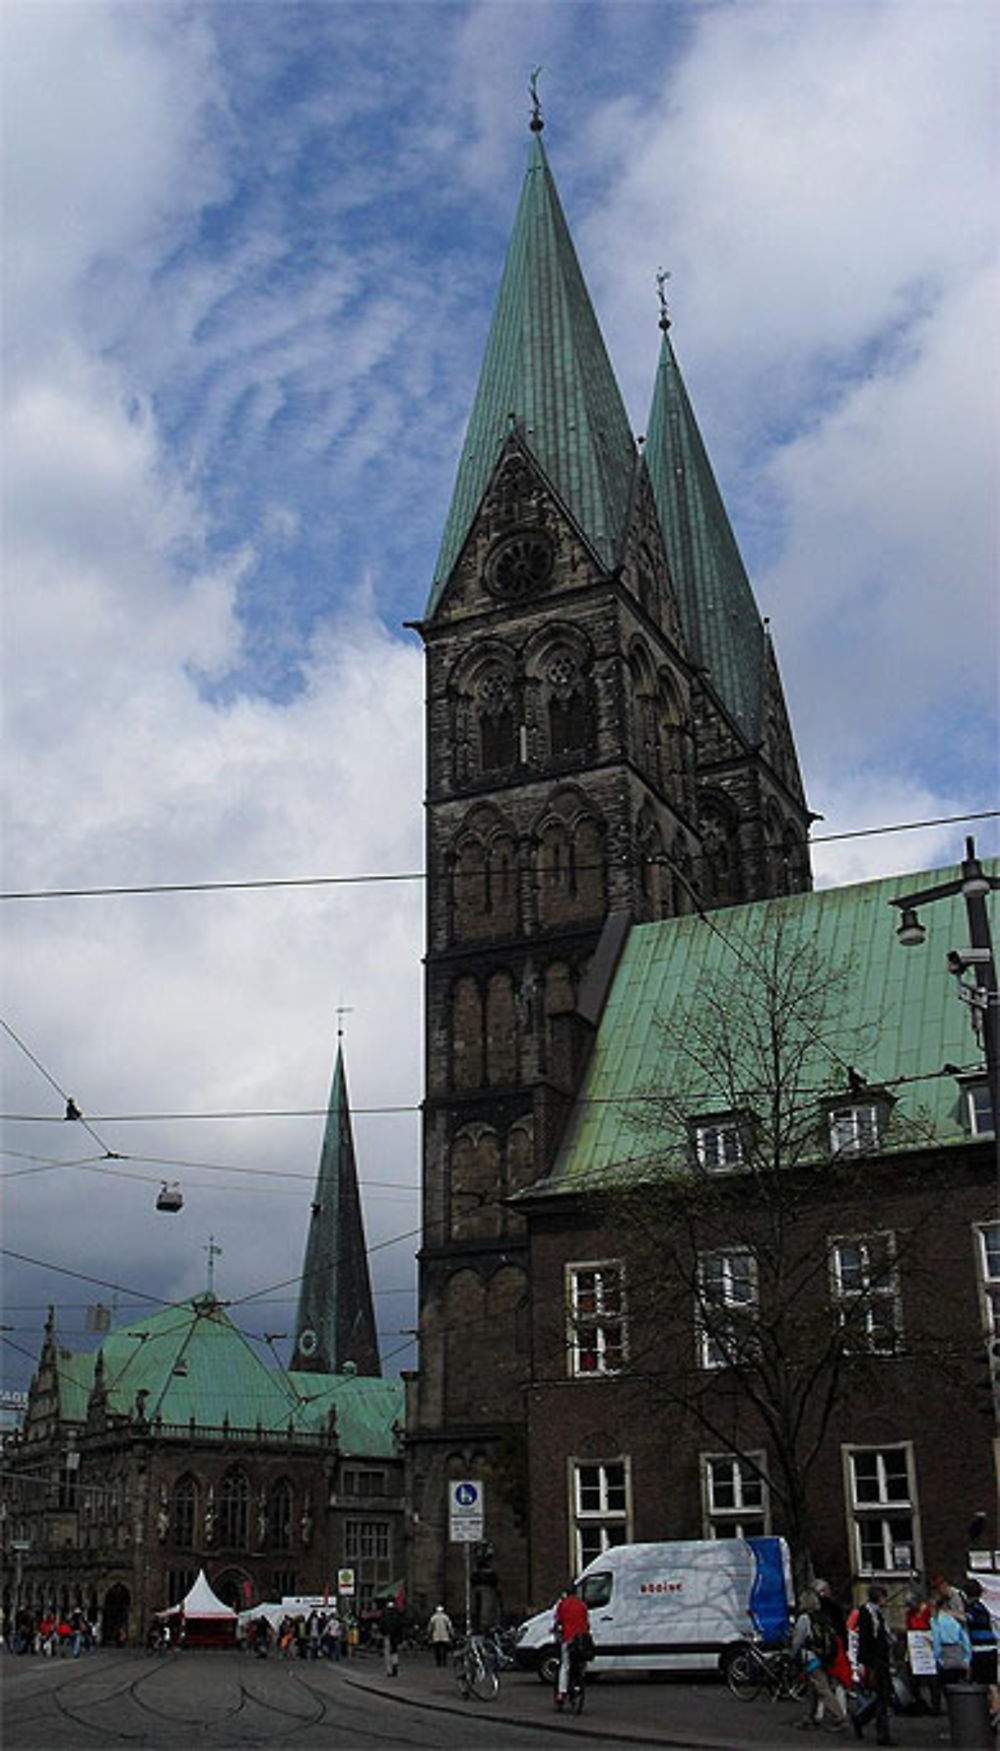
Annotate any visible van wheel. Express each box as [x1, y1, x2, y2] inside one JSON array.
[[537, 1649, 559, 1687]]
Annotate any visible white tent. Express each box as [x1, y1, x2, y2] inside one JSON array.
[[159, 1568, 236, 1620]]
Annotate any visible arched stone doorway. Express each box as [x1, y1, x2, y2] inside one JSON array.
[[212, 1569, 249, 1613], [102, 1583, 130, 1645]]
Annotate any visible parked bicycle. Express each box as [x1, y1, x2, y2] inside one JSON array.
[[452, 1633, 500, 1702], [723, 1640, 806, 1703]]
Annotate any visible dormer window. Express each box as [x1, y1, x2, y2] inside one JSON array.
[[960, 1076, 994, 1136], [826, 1090, 892, 1156], [690, 1112, 751, 1173]]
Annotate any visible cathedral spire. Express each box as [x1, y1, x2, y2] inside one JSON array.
[[292, 1043, 380, 1377], [644, 321, 767, 745], [426, 128, 636, 615]]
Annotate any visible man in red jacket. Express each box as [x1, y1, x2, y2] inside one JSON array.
[[553, 1584, 591, 1705]]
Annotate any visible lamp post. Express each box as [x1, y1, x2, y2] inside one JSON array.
[[889, 836, 999, 1133]]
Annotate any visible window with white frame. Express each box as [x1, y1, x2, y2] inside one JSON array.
[[698, 1249, 758, 1369], [829, 1103, 881, 1154], [702, 1452, 769, 1538], [977, 1222, 1000, 1340], [845, 1445, 919, 1575], [830, 1233, 901, 1354], [567, 1262, 626, 1376], [692, 1119, 743, 1172], [571, 1459, 630, 1570], [964, 1080, 995, 1136]]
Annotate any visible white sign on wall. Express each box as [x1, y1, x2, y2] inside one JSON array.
[[448, 1479, 484, 1543]]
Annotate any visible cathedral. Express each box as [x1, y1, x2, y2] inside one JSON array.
[[405, 112, 997, 1620]]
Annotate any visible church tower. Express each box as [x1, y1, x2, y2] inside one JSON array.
[[292, 1043, 381, 1377], [407, 111, 810, 1616]]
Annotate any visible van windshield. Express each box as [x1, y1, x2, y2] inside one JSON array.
[[581, 1573, 612, 1609]]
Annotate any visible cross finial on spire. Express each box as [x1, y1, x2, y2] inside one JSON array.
[[529, 66, 544, 133], [335, 1004, 353, 1041], [656, 267, 671, 333]]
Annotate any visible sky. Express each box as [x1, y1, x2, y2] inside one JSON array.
[[2, 0, 997, 1401]]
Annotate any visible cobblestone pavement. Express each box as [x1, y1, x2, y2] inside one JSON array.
[[0, 1647, 969, 1751]]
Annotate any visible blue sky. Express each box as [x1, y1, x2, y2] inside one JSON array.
[[2, 0, 997, 1397]]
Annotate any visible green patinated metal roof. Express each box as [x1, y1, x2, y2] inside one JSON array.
[[286, 1373, 403, 1457], [426, 134, 637, 615], [73, 1297, 402, 1451], [645, 332, 766, 743], [540, 863, 996, 1193], [292, 1046, 381, 1378]]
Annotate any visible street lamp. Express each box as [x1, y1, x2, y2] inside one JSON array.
[[889, 836, 999, 1133]]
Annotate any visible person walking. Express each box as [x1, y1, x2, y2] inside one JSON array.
[[792, 1588, 847, 1733], [932, 1594, 971, 1691], [853, 1585, 895, 1746], [380, 1598, 403, 1677], [427, 1603, 454, 1669]]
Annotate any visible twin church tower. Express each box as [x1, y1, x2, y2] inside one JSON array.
[[406, 117, 811, 1607]]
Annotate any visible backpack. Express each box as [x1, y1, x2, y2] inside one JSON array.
[[812, 1614, 839, 1668]]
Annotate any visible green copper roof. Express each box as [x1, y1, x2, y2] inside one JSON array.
[[645, 332, 766, 742], [58, 1351, 95, 1425], [292, 1045, 381, 1378], [427, 134, 637, 615], [68, 1297, 402, 1450], [541, 863, 996, 1192]]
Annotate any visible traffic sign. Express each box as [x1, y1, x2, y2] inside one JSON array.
[[448, 1478, 484, 1542], [337, 1568, 355, 1596]]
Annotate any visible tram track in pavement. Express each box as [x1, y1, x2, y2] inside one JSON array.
[[44, 1655, 331, 1744]]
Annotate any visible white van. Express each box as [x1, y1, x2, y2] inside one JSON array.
[[513, 1537, 793, 1682]]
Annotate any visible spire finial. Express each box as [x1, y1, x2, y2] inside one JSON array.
[[203, 1234, 222, 1295], [529, 66, 544, 133], [335, 1005, 353, 1041], [656, 267, 671, 333]]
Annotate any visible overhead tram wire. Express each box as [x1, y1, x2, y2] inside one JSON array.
[[0, 809, 995, 902], [0, 1059, 979, 1138]]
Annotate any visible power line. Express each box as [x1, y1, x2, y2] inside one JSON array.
[[0, 809, 994, 902]]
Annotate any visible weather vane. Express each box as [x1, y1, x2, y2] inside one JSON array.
[[203, 1235, 222, 1295], [529, 66, 544, 133], [656, 267, 671, 333]]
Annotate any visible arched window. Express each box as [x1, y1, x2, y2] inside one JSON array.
[[485, 971, 517, 1087], [219, 1468, 249, 1550], [450, 1129, 501, 1241], [478, 666, 516, 772], [269, 1479, 293, 1553], [699, 800, 742, 909], [452, 976, 484, 1091], [173, 1475, 197, 1550], [545, 651, 589, 757]]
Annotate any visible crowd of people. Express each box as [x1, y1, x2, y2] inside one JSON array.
[[790, 1572, 999, 1743], [1, 1605, 98, 1657]]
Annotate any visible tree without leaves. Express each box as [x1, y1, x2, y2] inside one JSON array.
[[592, 916, 956, 1590]]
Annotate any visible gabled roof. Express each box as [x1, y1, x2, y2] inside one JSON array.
[[645, 331, 766, 744], [76, 1295, 402, 1447], [292, 1045, 381, 1377], [426, 133, 637, 615], [538, 863, 995, 1193]]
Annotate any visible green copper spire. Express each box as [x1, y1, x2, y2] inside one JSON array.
[[426, 132, 637, 615], [645, 327, 766, 743], [292, 1045, 381, 1377]]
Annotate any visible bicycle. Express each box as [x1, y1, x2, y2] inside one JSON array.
[[723, 1640, 806, 1703], [554, 1634, 589, 1715], [452, 1633, 500, 1702]]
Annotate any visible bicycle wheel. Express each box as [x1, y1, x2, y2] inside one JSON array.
[[470, 1647, 499, 1702], [724, 1647, 764, 1701], [453, 1647, 471, 1698]]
